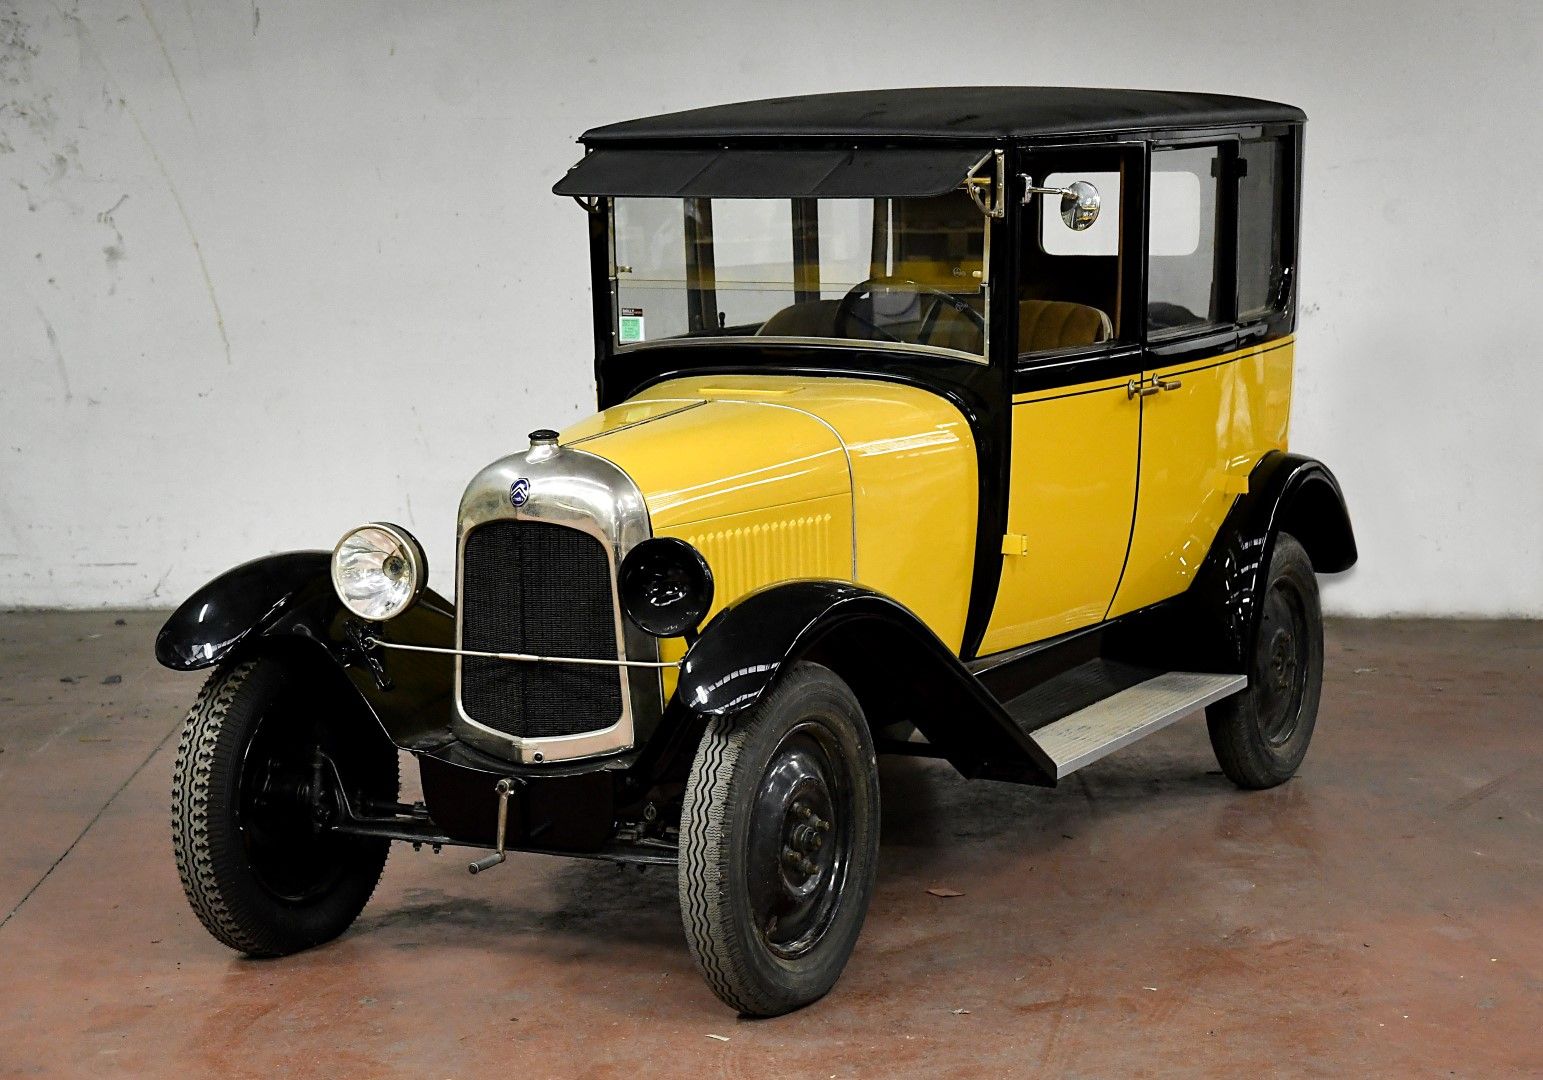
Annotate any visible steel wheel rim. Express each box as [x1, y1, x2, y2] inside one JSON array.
[[746, 720, 854, 960], [1256, 579, 1309, 746]]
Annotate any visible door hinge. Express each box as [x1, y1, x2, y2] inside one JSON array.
[[1001, 533, 1030, 557]]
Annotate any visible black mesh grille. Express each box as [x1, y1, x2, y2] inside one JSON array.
[[459, 520, 623, 740]]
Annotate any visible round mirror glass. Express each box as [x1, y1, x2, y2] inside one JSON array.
[[1060, 181, 1101, 231]]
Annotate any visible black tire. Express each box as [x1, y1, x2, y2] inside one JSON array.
[[678, 662, 880, 1016], [170, 657, 398, 957], [1206, 533, 1324, 789]]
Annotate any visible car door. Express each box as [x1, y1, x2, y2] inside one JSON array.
[[1108, 140, 1251, 619], [978, 146, 1143, 655]]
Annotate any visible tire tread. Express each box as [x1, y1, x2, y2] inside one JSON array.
[[169, 658, 394, 957]]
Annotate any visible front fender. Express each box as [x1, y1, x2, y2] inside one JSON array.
[[155, 551, 334, 670], [155, 551, 457, 751], [678, 580, 1055, 782]]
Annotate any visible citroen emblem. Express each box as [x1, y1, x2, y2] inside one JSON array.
[[509, 478, 531, 507]]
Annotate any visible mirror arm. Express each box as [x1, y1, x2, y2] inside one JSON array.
[[1020, 175, 1100, 231], [1019, 175, 1075, 204]]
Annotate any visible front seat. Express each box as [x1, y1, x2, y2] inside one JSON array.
[[1018, 299, 1113, 353]]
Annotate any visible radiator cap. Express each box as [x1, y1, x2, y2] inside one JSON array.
[[528, 428, 559, 448]]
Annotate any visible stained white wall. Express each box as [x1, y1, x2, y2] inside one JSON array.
[[2, 0, 1540, 616]]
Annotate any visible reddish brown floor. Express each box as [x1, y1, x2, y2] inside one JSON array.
[[1, 613, 1539, 1078]]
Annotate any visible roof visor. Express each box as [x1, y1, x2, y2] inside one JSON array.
[[552, 146, 990, 199]]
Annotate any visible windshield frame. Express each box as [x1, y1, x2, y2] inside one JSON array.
[[601, 192, 994, 367]]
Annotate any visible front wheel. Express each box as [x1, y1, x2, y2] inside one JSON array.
[[678, 663, 880, 1016], [1206, 532, 1324, 789], [170, 657, 398, 956]]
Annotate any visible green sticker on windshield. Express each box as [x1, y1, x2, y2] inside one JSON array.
[[619, 307, 645, 344]]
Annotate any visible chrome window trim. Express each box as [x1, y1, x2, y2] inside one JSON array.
[[453, 442, 660, 764], [610, 333, 990, 366]]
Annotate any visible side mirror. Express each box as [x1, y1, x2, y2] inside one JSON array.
[[1021, 176, 1101, 231]]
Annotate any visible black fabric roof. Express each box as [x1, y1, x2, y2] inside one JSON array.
[[580, 87, 1304, 145]]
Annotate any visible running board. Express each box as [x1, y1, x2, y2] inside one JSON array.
[[1027, 672, 1247, 780]]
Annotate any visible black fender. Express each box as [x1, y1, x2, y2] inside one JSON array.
[[677, 580, 1056, 782], [154, 551, 457, 752], [1116, 451, 1355, 672]]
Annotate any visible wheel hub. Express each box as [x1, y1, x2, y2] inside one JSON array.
[[747, 725, 852, 959], [1256, 580, 1310, 746], [238, 696, 355, 903], [1268, 627, 1297, 693]]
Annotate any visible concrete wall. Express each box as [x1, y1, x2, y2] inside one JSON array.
[[3, 0, 1540, 616]]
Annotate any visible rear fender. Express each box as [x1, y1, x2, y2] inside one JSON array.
[[1113, 452, 1356, 672], [154, 552, 456, 751], [676, 580, 1055, 782]]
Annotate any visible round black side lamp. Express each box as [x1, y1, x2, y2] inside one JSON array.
[[618, 537, 715, 639]]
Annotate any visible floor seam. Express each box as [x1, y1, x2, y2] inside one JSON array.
[[0, 717, 181, 936]]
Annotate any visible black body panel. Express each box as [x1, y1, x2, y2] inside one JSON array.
[[678, 579, 1056, 784], [418, 753, 615, 850], [154, 551, 337, 671], [155, 552, 457, 754]]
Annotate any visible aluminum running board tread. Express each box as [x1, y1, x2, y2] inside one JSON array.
[[1028, 672, 1248, 780]]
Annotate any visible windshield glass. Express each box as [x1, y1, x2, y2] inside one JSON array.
[[610, 192, 988, 361]]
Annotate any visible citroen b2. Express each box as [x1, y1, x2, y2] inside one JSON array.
[[157, 87, 1355, 1016]]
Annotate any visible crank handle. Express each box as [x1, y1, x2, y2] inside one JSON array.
[[468, 778, 516, 875]]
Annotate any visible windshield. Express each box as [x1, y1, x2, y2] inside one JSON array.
[[610, 192, 989, 361]]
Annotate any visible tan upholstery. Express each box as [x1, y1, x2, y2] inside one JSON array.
[[757, 299, 842, 337], [1018, 299, 1113, 353]]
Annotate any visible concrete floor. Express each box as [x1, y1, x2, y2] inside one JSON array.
[[0, 613, 1538, 1078]]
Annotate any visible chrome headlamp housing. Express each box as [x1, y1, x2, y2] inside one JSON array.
[[331, 522, 426, 621]]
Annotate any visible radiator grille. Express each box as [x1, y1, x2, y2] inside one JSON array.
[[459, 520, 623, 740]]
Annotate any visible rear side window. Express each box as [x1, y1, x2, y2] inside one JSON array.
[[1146, 146, 1221, 337], [1237, 137, 1289, 320]]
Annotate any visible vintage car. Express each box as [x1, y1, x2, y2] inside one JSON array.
[[157, 87, 1356, 1016]]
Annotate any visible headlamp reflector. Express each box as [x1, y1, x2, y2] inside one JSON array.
[[331, 522, 426, 621]]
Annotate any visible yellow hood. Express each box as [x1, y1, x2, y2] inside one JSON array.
[[558, 374, 978, 655], [561, 396, 850, 531]]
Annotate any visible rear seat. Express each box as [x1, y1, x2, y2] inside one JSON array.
[[1018, 299, 1112, 352]]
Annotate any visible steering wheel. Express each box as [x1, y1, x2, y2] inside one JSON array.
[[833, 277, 986, 348]]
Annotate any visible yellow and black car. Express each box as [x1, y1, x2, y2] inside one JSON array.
[[157, 87, 1356, 1016]]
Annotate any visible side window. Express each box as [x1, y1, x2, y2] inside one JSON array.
[[1147, 146, 1222, 337], [1237, 137, 1288, 320], [1018, 153, 1128, 358]]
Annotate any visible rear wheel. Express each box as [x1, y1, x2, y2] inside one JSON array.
[[678, 663, 879, 1016], [170, 657, 398, 956], [1206, 533, 1324, 789]]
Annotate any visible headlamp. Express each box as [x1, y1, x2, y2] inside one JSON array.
[[330, 522, 427, 621]]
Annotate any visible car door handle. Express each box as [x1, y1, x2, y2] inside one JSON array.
[[1154, 377, 1182, 391], [1127, 378, 1160, 399]]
